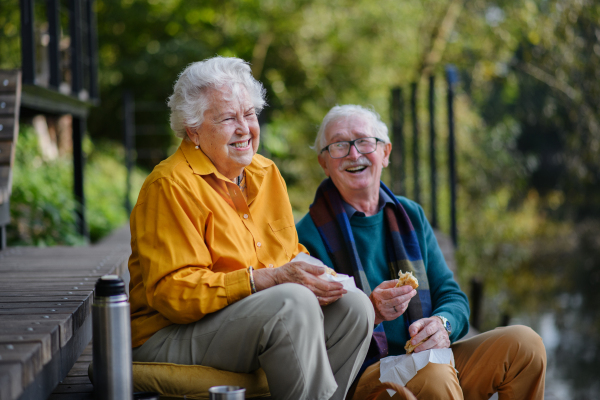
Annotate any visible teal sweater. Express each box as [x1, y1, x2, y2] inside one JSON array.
[[296, 196, 470, 355]]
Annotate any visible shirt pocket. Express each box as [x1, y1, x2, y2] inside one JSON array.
[[268, 216, 297, 260]]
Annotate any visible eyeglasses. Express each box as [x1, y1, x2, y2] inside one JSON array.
[[320, 137, 384, 159]]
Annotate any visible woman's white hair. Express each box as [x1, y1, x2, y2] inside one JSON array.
[[312, 105, 390, 152], [168, 56, 267, 139]]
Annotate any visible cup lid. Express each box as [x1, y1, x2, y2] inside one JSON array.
[[95, 275, 125, 297]]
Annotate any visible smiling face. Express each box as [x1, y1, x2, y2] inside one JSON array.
[[186, 85, 260, 180], [318, 115, 391, 201]]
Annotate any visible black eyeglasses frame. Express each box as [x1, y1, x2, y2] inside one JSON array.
[[320, 137, 385, 159]]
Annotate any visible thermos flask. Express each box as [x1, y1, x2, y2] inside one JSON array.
[[92, 275, 133, 400]]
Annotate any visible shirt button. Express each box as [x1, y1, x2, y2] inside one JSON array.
[[243, 214, 248, 219], [257, 242, 262, 247], [268, 264, 273, 268]]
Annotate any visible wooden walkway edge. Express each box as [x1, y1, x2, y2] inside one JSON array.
[[0, 227, 131, 400]]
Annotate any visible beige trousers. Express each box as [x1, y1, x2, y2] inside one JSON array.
[[355, 325, 546, 400], [132, 283, 375, 400]]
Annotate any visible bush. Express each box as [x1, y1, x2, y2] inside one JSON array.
[[7, 125, 146, 246]]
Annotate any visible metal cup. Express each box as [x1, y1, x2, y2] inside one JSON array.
[[208, 386, 246, 400]]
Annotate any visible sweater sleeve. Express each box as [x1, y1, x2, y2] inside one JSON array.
[[398, 197, 471, 343]]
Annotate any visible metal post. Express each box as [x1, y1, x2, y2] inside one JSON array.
[[123, 91, 135, 215], [0, 225, 6, 250], [72, 116, 88, 238], [390, 87, 405, 195], [47, 0, 61, 89], [470, 278, 483, 331], [20, 0, 36, 85], [410, 82, 420, 204], [86, 0, 99, 99], [429, 75, 438, 228], [70, 0, 83, 95], [446, 65, 458, 247]]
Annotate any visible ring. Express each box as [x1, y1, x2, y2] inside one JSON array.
[[393, 305, 397, 313]]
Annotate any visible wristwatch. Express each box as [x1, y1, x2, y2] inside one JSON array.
[[434, 315, 452, 335]]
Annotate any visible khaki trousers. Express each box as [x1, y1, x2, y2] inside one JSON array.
[[356, 325, 546, 400], [132, 283, 375, 400]]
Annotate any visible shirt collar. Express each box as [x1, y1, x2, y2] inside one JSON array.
[[342, 186, 394, 218], [179, 138, 272, 180]]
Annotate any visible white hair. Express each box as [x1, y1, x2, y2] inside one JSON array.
[[168, 56, 267, 139], [312, 105, 390, 152]]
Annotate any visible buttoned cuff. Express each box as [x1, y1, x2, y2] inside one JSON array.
[[225, 268, 252, 304]]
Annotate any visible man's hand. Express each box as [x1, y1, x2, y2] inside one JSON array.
[[253, 261, 346, 306], [369, 280, 417, 325], [407, 317, 450, 353]]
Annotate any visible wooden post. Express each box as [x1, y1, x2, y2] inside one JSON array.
[[123, 91, 135, 215], [429, 75, 438, 228], [47, 0, 62, 90], [70, 0, 83, 96], [20, 0, 36, 85], [470, 278, 483, 331], [86, 0, 99, 100], [446, 65, 458, 247], [72, 116, 88, 237], [390, 87, 405, 195], [410, 82, 420, 204]]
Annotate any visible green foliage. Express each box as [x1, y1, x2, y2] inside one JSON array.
[[8, 126, 84, 246], [7, 126, 146, 246]]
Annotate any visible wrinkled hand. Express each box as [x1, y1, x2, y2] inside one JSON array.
[[407, 317, 450, 353], [369, 280, 417, 325], [253, 261, 346, 306]]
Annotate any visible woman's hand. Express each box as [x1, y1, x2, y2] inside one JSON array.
[[369, 280, 417, 325], [253, 261, 346, 306], [407, 317, 450, 353]]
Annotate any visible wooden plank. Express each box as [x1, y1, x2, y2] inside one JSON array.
[[0, 290, 92, 297], [0, 94, 17, 116], [0, 141, 12, 166], [0, 313, 73, 348], [47, 393, 94, 400], [0, 342, 43, 388], [51, 383, 94, 394], [0, 296, 88, 303], [0, 118, 15, 141], [0, 71, 20, 92], [0, 330, 57, 365], [60, 375, 91, 385], [0, 363, 22, 400]]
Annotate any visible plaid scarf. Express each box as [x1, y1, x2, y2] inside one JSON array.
[[308, 178, 432, 370]]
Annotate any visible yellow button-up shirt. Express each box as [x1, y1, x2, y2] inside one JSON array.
[[128, 139, 307, 347]]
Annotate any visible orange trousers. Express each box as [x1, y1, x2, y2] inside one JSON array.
[[353, 325, 546, 400]]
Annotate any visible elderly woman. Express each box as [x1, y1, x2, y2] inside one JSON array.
[[127, 57, 374, 400]]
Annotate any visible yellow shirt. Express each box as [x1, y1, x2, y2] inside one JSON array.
[[128, 139, 307, 347]]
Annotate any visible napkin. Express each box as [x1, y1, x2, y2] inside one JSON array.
[[291, 252, 360, 293], [379, 349, 456, 396]]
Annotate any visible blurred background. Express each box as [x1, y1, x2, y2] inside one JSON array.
[[1, 0, 599, 397]]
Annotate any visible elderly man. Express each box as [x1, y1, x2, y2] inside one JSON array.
[[128, 59, 374, 400], [296, 105, 547, 399]]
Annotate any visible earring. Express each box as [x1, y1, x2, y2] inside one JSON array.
[[195, 145, 199, 150]]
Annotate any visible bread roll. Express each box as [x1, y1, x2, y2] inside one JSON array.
[[395, 271, 419, 289]]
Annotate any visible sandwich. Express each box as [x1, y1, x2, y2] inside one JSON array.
[[404, 336, 428, 354]]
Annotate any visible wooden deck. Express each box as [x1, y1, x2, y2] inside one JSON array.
[[0, 227, 131, 400]]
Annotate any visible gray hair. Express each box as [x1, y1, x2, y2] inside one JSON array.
[[168, 56, 267, 139], [312, 105, 390, 152]]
